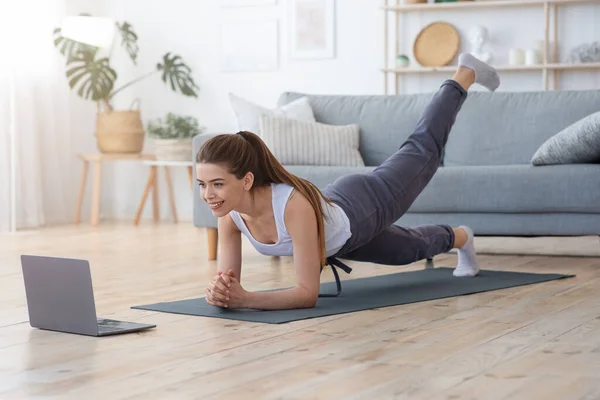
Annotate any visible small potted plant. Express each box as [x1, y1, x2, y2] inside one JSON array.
[[147, 113, 205, 161]]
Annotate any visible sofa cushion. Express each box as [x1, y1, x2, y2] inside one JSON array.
[[278, 89, 600, 167], [442, 90, 600, 166], [409, 164, 600, 213], [531, 111, 600, 165], [259, 115, 364, 166], [277, 91, 433, 166]]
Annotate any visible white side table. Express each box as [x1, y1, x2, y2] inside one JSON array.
[[134, 160, 194, 225]]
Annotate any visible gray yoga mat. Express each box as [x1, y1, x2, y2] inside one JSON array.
[[131, 267, 574, 324]]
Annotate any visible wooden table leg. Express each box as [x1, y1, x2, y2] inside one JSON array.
[[90, 160, 102, 226], [74, 160, 89, 224], [187, 166, 194, 191], [163, 166, 178, 223], [134, 166, 156, 226], [207, 227, 218, 260], [152, 165, 159, 223]]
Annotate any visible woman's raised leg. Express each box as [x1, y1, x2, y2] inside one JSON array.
[[326, 54, 499, 260]]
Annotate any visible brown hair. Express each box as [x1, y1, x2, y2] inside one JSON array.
[[196, 131, 333, 267]]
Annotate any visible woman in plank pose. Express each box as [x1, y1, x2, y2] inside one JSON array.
[[196, 53, 500, 310]]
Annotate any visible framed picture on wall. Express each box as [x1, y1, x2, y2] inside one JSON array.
[[288, 0, 336, 59]]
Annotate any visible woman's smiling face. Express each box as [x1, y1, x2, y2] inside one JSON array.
[[196, 162, 249, 216]]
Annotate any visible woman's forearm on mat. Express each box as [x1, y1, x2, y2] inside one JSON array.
[[244, 287, 316, 310], [218, 267, 242, 283]]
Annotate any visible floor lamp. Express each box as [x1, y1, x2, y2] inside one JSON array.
[[8, 75, 16, 233], [60, 16, 115, 48]]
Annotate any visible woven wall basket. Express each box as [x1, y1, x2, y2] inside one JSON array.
[[95, 100, 145, 154], [413, 21, 460, 67]]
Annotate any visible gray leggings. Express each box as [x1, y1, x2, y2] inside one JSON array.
[[323, 79, 468, 266]]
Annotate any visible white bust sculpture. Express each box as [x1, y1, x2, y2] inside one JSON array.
[[468, 25, 493, 63]]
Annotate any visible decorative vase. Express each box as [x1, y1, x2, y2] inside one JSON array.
[[509, 48, 525, 65], [153, 138, 193, 161], [395, 55, 410, 68]]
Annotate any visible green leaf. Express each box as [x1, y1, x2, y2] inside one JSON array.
[[156, 52, 199, 98], [116, 21, 138, 65], [53, 27, 98, 63], [66, 51, 117, 102], [146, 112, 204, 139]]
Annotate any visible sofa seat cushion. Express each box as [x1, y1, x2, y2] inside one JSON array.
[[410, 164, 600, 213]]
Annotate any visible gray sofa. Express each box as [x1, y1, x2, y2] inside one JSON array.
[[193, 88, 600, 259]]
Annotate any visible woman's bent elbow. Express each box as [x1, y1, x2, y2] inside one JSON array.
[[296, 286, 318, 308], [303, 293, 318, 308]]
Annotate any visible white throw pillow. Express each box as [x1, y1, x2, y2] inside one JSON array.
[[259, 114, 365, 167], [229, 93, 316, 135]]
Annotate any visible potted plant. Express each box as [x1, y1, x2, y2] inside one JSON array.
[[52, 15, 199, 154], [147, 113, 205, 161]]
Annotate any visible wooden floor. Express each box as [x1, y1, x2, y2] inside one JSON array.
[[1, 222, 600, 399]]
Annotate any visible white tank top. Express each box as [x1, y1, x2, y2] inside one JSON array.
[[229, 183, 352, 257]]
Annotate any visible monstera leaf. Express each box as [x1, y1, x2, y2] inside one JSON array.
[[53, 15, 199, 108], [66, 51, 117, 102], [116, 21, 138, 65], [52, 27, 98, 63], [157, 52, 199, 98]]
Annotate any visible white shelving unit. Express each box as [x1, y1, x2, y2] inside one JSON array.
[[382, 0, 600, 94]]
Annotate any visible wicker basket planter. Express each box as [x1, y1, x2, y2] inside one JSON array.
[[147, 113, 203, 161], [95, 108, 145, 154], [153, 138, 193, 161]]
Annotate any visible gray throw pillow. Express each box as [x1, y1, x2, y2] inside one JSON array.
[[531, 111, 600, 165]]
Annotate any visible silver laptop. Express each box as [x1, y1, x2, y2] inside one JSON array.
[[21, 255, 156, 337]]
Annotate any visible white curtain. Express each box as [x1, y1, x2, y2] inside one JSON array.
[[0, 0, 73, 232], [0, 78, 13, 232]]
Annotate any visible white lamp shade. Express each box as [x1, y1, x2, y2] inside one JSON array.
[[60, 16, 115, 48]]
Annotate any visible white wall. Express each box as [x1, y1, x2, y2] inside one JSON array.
[[65, 0, 600, 224]]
